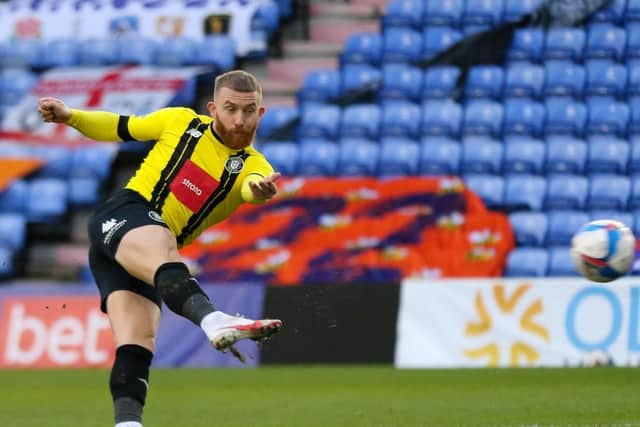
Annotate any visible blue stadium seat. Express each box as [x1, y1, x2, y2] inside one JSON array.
[[464, 65, 504, 99], [586, 137, 630, 174], [0, 180, 28, 214], [377, 138, 420, 176], [504, 174, 546, 210], [422, 27, 463, 61], [547, 247, 578, 276], [78, 39, 118, 65], [423, 66, 460, 99], [585, 60, 627, 99], [507, 28, 545, 62], [503, 137, 545, 174], [463, 0, 504, 26], [260, 142, 299, 176], [463, 100, 503, 138], [505, 248, 548, 277], [26, 178, 69, 223], [544, 98, 587, 137], [383, 0, 424, 29], [588, 174, 631, 210], [419, 137, 461, 175], [0, 245, 15, 279], [461, 136, 503, 174], [545, 137, 587, 174], [380, 101, 421, 139], [464, 174, 505, 207], [503, 63, 544, 99], [421, 100, 462, 137], [116, 37, 156, 65], [629, 173, 640, 209], [251, 2, 281, 36], [153, 37, 197, 66], [545, 174, 589, 210], [629, 60, 640, 98], [503, 99, 545, 138], [340, 104, 381, 140], [589, 210, 634, 228], [509, 212, 548, 247], [69, 177, 100, 207], [544, 28, 586, 61], [585, 24, 626, 61], [627, 23, 640, 58], [0, 69, 38, 106], [256, 106, 298, 141], [586, 99, 629, 137], [298, 105, 341, 140], [298, 142, 339, 176], [544, 61, 585, 98], [589, 0, 627, 24], [546, 210, 590, 247], [337, 139, 379, 176], [463, 25, 491, 37], [382, 28, 422, 63], [503, 0, 543, 22], [424, 0, 464, 26], [341, 32, 382, 66], [341, 64, 383, 97], [71, 144, 116, 180], [628, 0, 640, 21], [631, 136, 640, 173], [298, 70, 341, 104], [33, 39, 78, 68], [379, 64, 423, 102], [32, 146, 72, 179], [631, 99, 640, 135], [0, 213, 27, 251], [0, 39, 40, 68], [193, 36, 235, 71]]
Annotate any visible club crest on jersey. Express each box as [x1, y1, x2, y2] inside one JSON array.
[[225, 156, 244, 174], [186, 128, 203, 138]]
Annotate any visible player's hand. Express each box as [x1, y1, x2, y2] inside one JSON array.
[[248, 172, 281, 200], [38, 97, 72, 123]]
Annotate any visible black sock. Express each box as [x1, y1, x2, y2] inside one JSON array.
[[154, 262, 216, 325], [110, 344, 153, 424]]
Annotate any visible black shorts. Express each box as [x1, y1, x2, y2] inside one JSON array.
[[87, 189, 170, 313]]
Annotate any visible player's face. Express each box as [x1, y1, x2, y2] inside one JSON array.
[[208, 87, 265, 150]]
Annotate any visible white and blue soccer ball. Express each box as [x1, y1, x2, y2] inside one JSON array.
[[571, 219, 636, 283]]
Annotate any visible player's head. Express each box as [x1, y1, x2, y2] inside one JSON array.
[[208, 70, 265, 150]]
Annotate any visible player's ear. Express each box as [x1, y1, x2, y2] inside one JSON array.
[[258, 106, 265, 118], [206, 100, 216, 116]]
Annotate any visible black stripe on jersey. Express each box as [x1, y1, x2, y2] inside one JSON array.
[[117, 115, 134, 141], [149, 119, 207, 213], [176, 151, 250, 246]]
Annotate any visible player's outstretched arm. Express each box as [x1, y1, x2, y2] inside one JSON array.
[[241, 172, 281, 204]]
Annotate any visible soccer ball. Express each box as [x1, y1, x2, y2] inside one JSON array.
[[570, 219, 636, 282]]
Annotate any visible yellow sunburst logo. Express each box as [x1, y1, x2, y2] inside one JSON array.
[[463, 284, 550, 367]]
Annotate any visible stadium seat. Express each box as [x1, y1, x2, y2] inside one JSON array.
[[545, 137, 587, 174], [586, 137, 630, 174], [461, 136, 503, 174], [628, 0, 640, 21], [424, 0, 464, 27], [69, 177, 100, 207], [256, 106, 299, 141], [589, 210, 634, 228], [341, 32, 382, 66], [421, 100, 462, 137], [503, 0, 543, 22], [464, 66, 504, 99], [464, 174, 505, 207], [544, 28, 586, 61], [509, 212, 548, 247], [32, 146, 72, 179], [585, 60, 627, 99], [504, 248, 548, 277], [377, 138, 420, 176], [630, 137, 640, 173], [631, 99, 640, 135], [0, 213, 27, 251], [503, 63, 544, 99], [584, 24, 626, 61], [589, 0, 627, 24], [298, 105, 341, 140], [507, 28, 545, 62], [0, 245, 15, 279], [337, 139, 379, 176], [503, 137, 545, 174], [193, 36, 235, 71], [380, 101, 421, 139], [545, 174, 589, 210], [379, 64, 423, 102], [422, 28, 463, 62], [0, 180, 28, 214], [383, 0, 424, 29], [71, 144, 117, 180], [33, 39, 78, 68], [503, 99, 545, 138], [547, 247, 578, 276], [423, 66, 460, 99], [463, 25, 490, 37], [78, 39, 118, 65], [628, 60, 640, 99], [298, 70, 341, 104], [419, 137, 461, 175], [543, 61, 585, 99], [0, 69, 38, 106], [546, 210, 590, 247], [627, 23, 640, 58], [340, 64, 383, 97], [153, 37, 197, 66], [463, 100, 503, 138], [251, 2, 281, 36], [629, 174, 640, 209], [0, 39, 40, 68], [504, 174, 546, 210], [260, 142, 299, 176], [463, 0, 503, 26], [586, 99, 629, 137], [544, 98, 587, 137], [26, 178, 69, 223], [116, 37, 156, 65], [382, 28, 422, 64], [298, 142, 339, 176], [340, 104, 381, 140], [587, 174, 631, 210]]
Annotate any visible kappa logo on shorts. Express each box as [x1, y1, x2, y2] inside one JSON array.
[[102, 218, 128, 245], [148, 210, 165, 223], [101, 218, 118, 234], [224, 156, 245, 174]]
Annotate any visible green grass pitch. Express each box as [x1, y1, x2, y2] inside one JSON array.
[[1, 366, 639, 426]]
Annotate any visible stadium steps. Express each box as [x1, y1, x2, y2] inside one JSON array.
[[308, 18, 380, 44], [309, 1, 383, 19], [26, 242, 88, 280], [267, 58, 338, 86], [283, 40, 343, 59]]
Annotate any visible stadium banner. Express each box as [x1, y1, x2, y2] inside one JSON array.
[[0, 282, 265, 368], [0, 65, 204, 145], [395, 277, 640, 368], [0, 0, 268, 56]]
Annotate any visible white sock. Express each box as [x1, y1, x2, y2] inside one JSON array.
[[115, 422, 142, 427], [200, 310, 236, 331]]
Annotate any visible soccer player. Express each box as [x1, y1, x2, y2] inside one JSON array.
[[38, 70, 282, 427]]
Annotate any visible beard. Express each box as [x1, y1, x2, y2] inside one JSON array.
[[212, 113, 258, 150]]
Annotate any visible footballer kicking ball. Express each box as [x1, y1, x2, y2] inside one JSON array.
[[570, 219, 636, 283]]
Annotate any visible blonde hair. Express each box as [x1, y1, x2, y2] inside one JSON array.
[[213, 70, 262, 104]]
